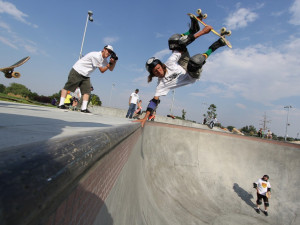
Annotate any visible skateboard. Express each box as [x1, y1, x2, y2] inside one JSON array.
[[0, 56, 30, 79], [188, 9, 232, 48]]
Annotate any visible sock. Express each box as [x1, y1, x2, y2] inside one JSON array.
[[59, 97, 65, 106], [204, 49, 213, 57], [182, 31, 190, 36], [81, 100, 88, 110]]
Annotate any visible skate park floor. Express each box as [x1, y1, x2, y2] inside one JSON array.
[[95, 121, 300, 225], [1, 101, 299, 225]]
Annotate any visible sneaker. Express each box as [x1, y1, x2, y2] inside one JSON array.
[[254, 208, 260, 214], [208, 38, 226, 52], [57, 105, 67, 109], [189, 14, 200, 35], [263, 211, 268, 216], [81, 109, 91, 113]]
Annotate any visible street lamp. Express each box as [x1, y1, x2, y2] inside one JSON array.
[[284, 105, 292, 141], [79, 11, 93, 59], [170, 89, 175, 115], [109, 83, 115, 106]]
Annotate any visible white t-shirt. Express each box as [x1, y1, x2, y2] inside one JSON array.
[[130, 92, 139, 104], [154, 51, 198, 97], [255, 178, 271, 196], [73, 51, 108, 77]]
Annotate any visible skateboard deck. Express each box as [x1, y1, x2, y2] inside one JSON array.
[[188, 9, 232, 48], [0, 56, 30, 79]]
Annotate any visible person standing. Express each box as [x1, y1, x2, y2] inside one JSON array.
[[253, 175, 271, 216], [126, 89, 140, 119], [57, 45, 118, 113]]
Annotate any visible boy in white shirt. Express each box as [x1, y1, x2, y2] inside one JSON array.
[[58, 45, 118, 113], [253, 175, 272, 216]]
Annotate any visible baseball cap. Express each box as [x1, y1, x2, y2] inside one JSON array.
[[104, 45, 114, 52], [135, 89, 139, 92]]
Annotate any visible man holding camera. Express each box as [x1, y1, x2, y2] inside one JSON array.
[[58, 45, 118, 113]]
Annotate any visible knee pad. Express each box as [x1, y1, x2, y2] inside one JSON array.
[[187, 54, 206, 78], [168, 34, 186, 51], [264, 202, 269, 207], [256, 200, 262, 205]]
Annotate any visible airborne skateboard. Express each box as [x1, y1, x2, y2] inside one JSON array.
[[188, 9, 232, 48], [0, 56, 30, 79]]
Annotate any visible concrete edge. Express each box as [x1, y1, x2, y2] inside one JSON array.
[[0, 123, 140, 225]]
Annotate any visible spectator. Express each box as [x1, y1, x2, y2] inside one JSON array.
[[126, 89, 140, 119]]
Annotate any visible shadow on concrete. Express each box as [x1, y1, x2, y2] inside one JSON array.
[[233, 183, 256, 208], [0, 113, 112, 149]]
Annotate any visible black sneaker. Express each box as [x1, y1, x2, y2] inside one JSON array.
[[263, 211, 268, 216], [209, 38, 226, 52], [57, 105, 67, 109], [81, 109, 91, 113], [254, 208, 260, 214], [189, 14, 200, 35]]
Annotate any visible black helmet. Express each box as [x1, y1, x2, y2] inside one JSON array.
[[263, 175, 269, 180], [146, 57, 162, 73]]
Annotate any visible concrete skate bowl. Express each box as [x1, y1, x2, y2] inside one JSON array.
[[95, 123, 300, 225]]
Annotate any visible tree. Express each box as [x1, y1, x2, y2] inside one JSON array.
[[4, 83, 32, 97], [205, 104, 217, 120], [182, 109, 186, 120], [0, 84, 6, 93], [240, 125, 257, 136], [90, 94, 102, 106], [227, 126, 235, 132]]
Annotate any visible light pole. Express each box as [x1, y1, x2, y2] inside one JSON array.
[[284, 105, 292, 141], [79, 11, 93, 59], [109, 83, 115, 106], [170, 89, 175, 115], [202, 102, 208, 121]]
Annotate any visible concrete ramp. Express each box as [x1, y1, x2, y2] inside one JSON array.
[[95, 123, 300, 225]]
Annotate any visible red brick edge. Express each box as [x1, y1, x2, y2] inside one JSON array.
[[46, 128, 142, 225]]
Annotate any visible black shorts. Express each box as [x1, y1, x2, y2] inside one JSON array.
[[257, 193, 268, 204], [63, 68, 91, 95]]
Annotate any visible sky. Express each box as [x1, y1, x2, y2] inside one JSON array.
[[0, 0, 299, 138]]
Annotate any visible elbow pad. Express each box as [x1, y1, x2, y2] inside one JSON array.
[[267, 188, 271, 192], [253, 183, 257, 188], [147, 98, 160, 114]]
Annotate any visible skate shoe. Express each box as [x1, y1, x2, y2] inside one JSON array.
[[263, 211, 268, 216], [57, 105, 67, 109], [254, 208, 260, 214], [208, 38, 226, 52], [188, 14, 200, 35]]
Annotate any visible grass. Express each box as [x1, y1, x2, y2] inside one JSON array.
[[0, 93, 55, 108]]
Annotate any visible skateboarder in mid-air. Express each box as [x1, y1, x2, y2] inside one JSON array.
[[253, 175, 271, 216], [134, 15, 226, 127]]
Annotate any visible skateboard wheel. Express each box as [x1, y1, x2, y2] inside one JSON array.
[[220, 27, 226, 33], [227, 30, 232, 36], [4, 73, 12, 79], [203, 14, 207, 19], [12, 72, 21, 78], [197, 9, 201, 15]]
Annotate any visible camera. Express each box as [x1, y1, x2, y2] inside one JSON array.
[[110, 52, 118, 60]]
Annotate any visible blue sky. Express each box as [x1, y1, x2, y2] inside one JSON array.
[[0, 0, 300, 138]]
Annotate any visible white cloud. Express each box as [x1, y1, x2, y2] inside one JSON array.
[[236, 103, 247, 109], [153, 48, 171, 60], [0, 0, 37, 27], [202, 37, 300, 105], [0, 35, 17, 49], [225, 8, 258, 30], [289, 0, 300, 25], [103, 36, 119, 44]]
